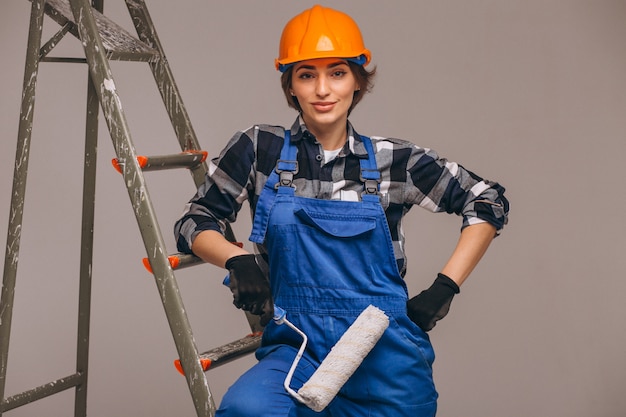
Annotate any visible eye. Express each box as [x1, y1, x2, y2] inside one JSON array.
[[297, 72, 314, 80], [331, 70, 347, 78]]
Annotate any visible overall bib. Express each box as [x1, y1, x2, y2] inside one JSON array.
[[217, 132, 438, 417]]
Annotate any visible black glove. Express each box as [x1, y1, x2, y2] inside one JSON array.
[[407, 273, 460, 332], [225, 254, 274, 326]]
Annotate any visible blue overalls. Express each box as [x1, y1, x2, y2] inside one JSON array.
[[217, 131, 438, 417]]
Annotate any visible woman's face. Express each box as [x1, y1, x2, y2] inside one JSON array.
[[291, 58, 359, 135]]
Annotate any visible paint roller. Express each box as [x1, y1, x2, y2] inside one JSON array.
[[223, 275, 390, 412], [279, 304, 389, 412]]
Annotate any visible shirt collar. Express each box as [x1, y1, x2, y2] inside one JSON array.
[[288, 115, 369, 159]]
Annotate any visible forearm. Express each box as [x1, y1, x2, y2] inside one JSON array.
[[440, 222, 497, 287], [191, 230, 249, 268]]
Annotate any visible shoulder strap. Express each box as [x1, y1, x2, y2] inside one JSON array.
[[359, 135, 381, 197], [249, 130, 296, 243]]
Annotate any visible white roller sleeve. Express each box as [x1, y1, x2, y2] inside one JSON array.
[[293, 305, 389, 412]]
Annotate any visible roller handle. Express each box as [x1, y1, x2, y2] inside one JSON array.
[[223, 275, 285, 324]]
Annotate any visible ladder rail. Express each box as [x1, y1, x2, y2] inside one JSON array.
[[66, 0, 216, 415], [124, 0, 242, 246], [0, 0, 47, 413], [124, 0, 206, 186], [74, 69, 101, 417], [1, 2, 96, 415], [3, 2, 260, 416]]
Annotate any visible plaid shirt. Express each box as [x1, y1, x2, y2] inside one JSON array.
[[175, 116, 509, 277]]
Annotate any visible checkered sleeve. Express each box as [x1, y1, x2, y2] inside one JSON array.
[[174, 128, 256, 254], [405, 145, 509, 233]]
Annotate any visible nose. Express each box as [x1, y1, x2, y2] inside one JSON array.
[[315, 74, 330, 97]]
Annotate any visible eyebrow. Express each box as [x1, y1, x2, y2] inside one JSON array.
[[295, 60, 349, 72]]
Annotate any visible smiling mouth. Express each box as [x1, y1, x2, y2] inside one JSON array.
[[312, 102, 336, 112]]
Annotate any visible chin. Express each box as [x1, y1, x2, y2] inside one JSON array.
[[304, 111, 346, 128]]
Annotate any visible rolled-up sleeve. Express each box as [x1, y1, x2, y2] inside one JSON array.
[[174, 128, 256, 253], [406, 147, 509, 234]]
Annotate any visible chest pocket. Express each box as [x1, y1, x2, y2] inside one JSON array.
[[295, 208, 376, 238], [270, 206, 380, 291]]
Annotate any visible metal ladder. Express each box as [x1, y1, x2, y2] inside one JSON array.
[[0, 1, 261, 416]]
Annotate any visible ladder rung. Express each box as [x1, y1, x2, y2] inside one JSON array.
[[0, 372, 84, 412], [111, 151, 208, 174], [142, 253, 203, 273], [41, 0, 160, 62], [141, 243, 243, 273], [174, 333, 263, 375]]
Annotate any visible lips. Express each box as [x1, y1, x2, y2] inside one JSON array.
[[312, 102, 336, 112]]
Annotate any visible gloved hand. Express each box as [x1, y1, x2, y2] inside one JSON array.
[[225, 254, 274, 326], [407, 273, 460, 332]]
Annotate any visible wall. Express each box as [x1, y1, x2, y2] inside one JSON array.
[[1, 1, 625, 416]]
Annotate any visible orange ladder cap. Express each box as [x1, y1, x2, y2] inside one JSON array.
[[142, 255, 181, 273], [111, 156, 148, 174], [174, 358, 212, 376], [189, 150, 208, 163]]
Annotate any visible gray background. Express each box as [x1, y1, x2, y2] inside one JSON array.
[[1, 1, 625, 416]]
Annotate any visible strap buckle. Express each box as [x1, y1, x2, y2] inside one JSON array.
[[360, 168, 381, 195], [275, 159, 298, 188]]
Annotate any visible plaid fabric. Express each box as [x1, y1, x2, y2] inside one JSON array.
[[175, 116, 509, 277]]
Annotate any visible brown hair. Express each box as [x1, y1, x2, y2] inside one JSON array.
[[280, 61, 377, 116]]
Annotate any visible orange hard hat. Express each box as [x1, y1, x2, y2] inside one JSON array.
[[275, 4, 372, 72]]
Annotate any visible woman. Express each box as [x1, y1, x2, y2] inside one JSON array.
[[174, 5, 509, 416]]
